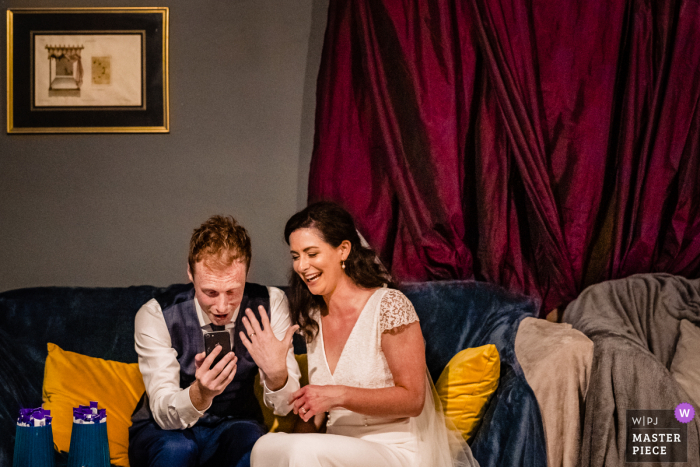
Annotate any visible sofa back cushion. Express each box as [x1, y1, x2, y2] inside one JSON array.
[[0, 285, 164, 367]]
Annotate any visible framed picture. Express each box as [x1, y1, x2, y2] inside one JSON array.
[[7, 7, 169, 133]]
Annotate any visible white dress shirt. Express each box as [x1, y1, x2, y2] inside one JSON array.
[[134, 286, 301, 430]]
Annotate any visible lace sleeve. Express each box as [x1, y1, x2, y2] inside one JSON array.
[[379, 289, 419, 333]]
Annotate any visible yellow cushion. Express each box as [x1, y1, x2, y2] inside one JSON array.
[[254, 354, 308, 432], [436, 344, 500, 441], [42, 343, 145, 467]]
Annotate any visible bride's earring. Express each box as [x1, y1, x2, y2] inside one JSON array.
[[341, 260, 346, 270]]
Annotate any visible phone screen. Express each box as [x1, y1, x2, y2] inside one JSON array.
[[204, 330, 232, 368]]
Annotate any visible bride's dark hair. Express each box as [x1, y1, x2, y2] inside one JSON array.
[[284, 201, 395, 342]]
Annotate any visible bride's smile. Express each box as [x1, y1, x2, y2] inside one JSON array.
[[289, 227, 349, 298]]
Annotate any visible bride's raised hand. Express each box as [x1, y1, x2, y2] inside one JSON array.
[[239, 305, 298, 390], [290, 384, 345, 422]]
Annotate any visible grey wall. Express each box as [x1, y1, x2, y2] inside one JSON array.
[[0, 0, 328, 291]]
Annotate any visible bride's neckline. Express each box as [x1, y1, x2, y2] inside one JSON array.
[[320, 288, 383, 376]]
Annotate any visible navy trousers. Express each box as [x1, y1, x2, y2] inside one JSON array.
[[128, 418, 266, 467]]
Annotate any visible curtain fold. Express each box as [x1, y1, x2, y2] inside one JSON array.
[[309, 0, 700, 314]]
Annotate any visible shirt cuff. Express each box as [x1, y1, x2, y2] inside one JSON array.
[[263, 373, 298, 416], [176, 386, 208, 426]]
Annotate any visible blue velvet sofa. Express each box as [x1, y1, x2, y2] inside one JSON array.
[[0, 280, 547, 467]]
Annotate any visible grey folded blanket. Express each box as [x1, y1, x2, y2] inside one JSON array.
[[515, 318, 593, 467], [564, 273, 700, 467]]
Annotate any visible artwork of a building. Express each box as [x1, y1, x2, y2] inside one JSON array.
[[45, 44, 84, 94]]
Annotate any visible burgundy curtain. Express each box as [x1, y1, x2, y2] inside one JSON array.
[[309, 0, 700, 314]]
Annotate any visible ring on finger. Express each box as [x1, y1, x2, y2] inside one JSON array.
[[250, 332, 256, 337], [300, 407, 307, 415]]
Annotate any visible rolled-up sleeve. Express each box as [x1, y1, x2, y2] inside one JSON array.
[[134, 299, 207, 430], [261, 287, 301, 415]]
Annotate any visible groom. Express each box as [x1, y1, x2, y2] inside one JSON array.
[[129, 215, 300, 467]]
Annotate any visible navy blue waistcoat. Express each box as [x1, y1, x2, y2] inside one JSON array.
[[131, 282, 270, 429]]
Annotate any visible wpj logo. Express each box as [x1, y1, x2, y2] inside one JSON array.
[[626, 409, 688, 463], [679, 407, 693, 419]]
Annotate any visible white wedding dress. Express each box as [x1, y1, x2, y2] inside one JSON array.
[[251, 288, 478, 467]]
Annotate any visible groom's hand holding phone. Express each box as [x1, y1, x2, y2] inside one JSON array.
[[189, 333, 238, 411]]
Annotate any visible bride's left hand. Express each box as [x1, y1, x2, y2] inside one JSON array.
[[239, 306, 298, 391], [290, 385, 344, 422]]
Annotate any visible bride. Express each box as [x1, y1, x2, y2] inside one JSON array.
[[251, 202, 477, 467]]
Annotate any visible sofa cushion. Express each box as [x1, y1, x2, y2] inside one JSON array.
[[0, 285, 168, 367], [436, 344, 500, 441], [42, 343, 145, 467]]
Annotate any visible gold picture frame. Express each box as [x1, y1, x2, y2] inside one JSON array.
[[7, 7, 169, 134]]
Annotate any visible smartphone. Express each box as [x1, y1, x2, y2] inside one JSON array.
[[204, 330, 232, 368]]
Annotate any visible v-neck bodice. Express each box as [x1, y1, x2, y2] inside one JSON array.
[[308, 288, 396, 390], [320, 288, 381, 377]]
